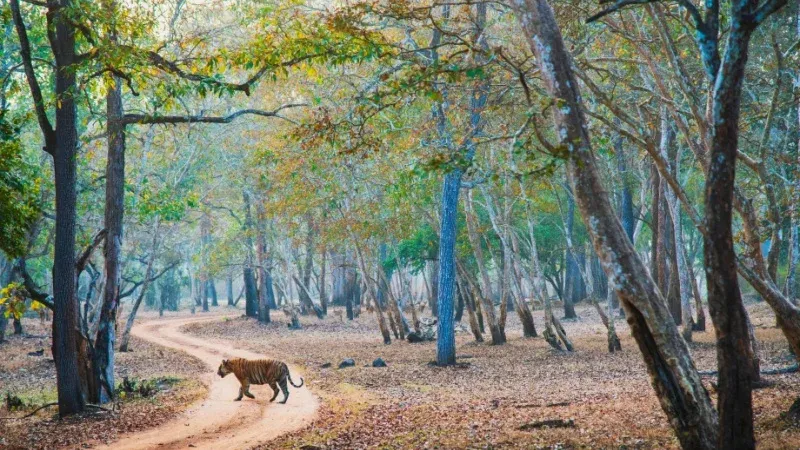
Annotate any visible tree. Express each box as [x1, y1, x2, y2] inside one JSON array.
[[511, 1, 719, 447]]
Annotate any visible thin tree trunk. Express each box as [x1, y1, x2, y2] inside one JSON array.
[[465, 192, 505, 344], [119, 225, 159, 352], [242, 191, 258, 317], [256, 203, 271, 324], [320, 248, 328, 315], [482, 187, 537, 337], [659, 114, 694, 342]]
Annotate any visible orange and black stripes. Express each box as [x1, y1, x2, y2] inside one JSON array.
[[217, 358, 304, 403]]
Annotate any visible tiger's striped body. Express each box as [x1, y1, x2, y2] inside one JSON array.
[[217, 358, 304, 403]]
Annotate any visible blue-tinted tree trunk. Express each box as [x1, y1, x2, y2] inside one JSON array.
[[436, 171, 461, 366]]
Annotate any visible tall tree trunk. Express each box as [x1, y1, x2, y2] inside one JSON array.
[[511, 2, 719, 448], [43, 0, 85, 415], [436, 171, 460, 365], [703, 7, 761, 446], [92, 63, 125, 404]]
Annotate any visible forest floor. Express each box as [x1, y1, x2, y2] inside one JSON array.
[[0, 317, 207, 449], [183, 302, 800, 449]]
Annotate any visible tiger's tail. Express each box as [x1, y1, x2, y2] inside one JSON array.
[[285, 365, 304, 388]]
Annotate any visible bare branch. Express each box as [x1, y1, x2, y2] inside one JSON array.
[[119, 261, 179, 299], [586, 0, 660, 23], [122, 104, 307, 125]]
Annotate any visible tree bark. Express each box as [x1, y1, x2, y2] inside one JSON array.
[[510, 2, 719, 448], [92, 63, 125, 404], [702, 5, 765, 447], [38, 0, 86, 415]]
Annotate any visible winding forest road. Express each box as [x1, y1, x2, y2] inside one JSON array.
[[99, 314, 318, 450]]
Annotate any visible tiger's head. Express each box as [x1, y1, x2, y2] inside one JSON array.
[[217, 359, 232, 378]]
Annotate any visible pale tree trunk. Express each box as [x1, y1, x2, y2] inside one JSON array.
[[354, 243, 390, 343], [455, 262, 483, 342], [510, 2, 719, 448], [525, 204, 572, 351], [465, 191, 505, 344], [481, 187, 537, 337]]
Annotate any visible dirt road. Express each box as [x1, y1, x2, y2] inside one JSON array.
[[99, 314, 318, 450]]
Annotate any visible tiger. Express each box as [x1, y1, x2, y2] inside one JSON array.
[[217, 358, 304, 403]]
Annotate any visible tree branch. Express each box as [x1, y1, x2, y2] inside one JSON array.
[[76, 229, 108, 274], [586, 0, 660, 23], [13, 259, 54, 310], [122, 104, 306, 125], [752, 0, 788, 25], [9, 0, 55, 154], [119, 261, 179, 299]]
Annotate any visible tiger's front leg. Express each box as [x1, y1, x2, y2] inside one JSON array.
[[243, 380, 255, 399], [235, 386, 244, 401]]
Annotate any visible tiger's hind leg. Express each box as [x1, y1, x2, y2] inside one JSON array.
[[278, 378, 289, 404], [269, 382, 280, 402]]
